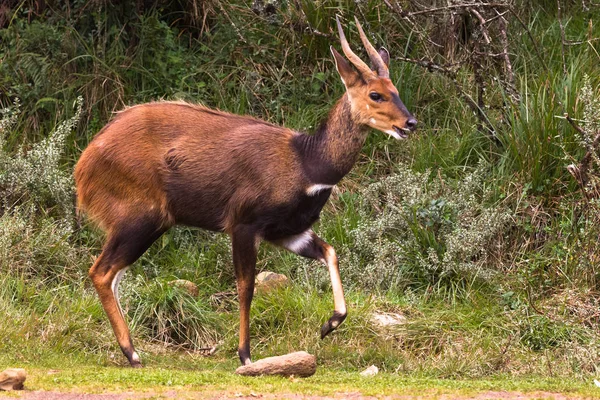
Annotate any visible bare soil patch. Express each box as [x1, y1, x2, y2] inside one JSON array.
[[3, 390, 590, 400]]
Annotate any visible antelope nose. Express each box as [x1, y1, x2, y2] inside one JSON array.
[[405, 118, 418, 131]]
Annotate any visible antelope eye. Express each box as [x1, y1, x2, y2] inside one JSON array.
[[369, 92, 382, 102]]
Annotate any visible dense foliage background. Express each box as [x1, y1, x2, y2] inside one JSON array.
[[1, 0, 600, 377]]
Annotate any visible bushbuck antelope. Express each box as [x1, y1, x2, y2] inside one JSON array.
[[75, 16, 417, 367]]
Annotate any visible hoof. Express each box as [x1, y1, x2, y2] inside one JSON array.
[[320, 311, 347, 339], [239, 349, 252, 366], [124, 350, 142, 368]]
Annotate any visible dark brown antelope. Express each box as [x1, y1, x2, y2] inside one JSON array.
[[74, 16, 416, 367]]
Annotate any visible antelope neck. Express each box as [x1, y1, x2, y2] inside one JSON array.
[[293, 94, 368, 185]]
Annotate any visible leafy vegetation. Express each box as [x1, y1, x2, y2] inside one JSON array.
[[1, 0, 600, 390]]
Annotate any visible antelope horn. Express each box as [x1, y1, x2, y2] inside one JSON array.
[[354, 16, 389, 78], [336, 15, 376, 80]]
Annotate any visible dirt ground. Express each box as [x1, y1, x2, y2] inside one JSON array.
[[3, 390, 591, 400]]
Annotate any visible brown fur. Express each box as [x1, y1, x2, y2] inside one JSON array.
[[75, 101, 301, 234], [74, 20, 416, 367]]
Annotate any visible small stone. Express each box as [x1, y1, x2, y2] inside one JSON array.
[[0, 368, 26, 391], [371, 312, 407, 328], [255, 271, 289, 294], [169, 279, 199, 297], [360, 365, 379, 377], [235, 351, 316, 377]]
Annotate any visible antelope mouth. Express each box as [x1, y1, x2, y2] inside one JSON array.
[[392, 125, 410, 139]]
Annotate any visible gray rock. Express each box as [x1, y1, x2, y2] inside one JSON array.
[[371, 312, 407, 328], [0, 368, 26, 391], [235, 351, 316, 377], [359, 365, 379, 377], [255, 271, 289, 294], [169, 279, 199, 297]]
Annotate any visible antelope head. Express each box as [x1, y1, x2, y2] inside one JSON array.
[[332, 16, 417, 139]]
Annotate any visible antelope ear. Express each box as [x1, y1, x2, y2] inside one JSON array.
[[330, 46, 361, 88], [378, 47, 390, 68]]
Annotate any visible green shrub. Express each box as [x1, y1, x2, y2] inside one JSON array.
[[336, 163, 511, 293]]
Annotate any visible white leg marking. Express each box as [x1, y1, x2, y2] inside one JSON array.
[[111, 267, 129, 319], [306, 183, 334, 196], [131, 352, 140, 363], [323, 247, 346, 316], [281, 230, 313, 253]]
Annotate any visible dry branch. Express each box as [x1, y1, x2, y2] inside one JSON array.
[[556, 0, 568, 75], [407, 3, 510, 16], [565, 115, 600, 189], [396, 56, 498, 141]]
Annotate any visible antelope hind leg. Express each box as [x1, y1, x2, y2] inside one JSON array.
[[89, 215, 166, 367]]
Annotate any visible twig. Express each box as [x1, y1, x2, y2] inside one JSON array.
[[498, 15, 514, 85], [565, 114, 587, 136], [468, 8, 491, 44], [292, 0, 331, 38], [395, 56, 459, 76], [216, 1, 247, 44], [556, 0, 568, 75], [526, 287, 546, 316], [396, 56, 498, 141], [408, 3, 510, 16], [484, 10, 510, 24], [381, 0, 440, 59], [565, 114, 600, 188], [498, 13, 519, 102], [492, 333, 513, 371], [507, 7, 547, 72]]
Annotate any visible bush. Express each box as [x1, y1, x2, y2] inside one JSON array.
[[337, 163, 511, 292], [0, 97, 86, 282], [0, 97, 81, 220]]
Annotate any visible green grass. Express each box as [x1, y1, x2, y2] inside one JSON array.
[[0, 356, 597, 398]]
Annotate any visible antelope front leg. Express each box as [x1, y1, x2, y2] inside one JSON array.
[[231, 225, 259, 366], [317, 241, 347, 338], [275, 230, 347, 338]]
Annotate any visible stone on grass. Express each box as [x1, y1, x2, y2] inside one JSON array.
[[371, 312, 407, 328], [235, 351, 316, 377], [359, 365, 379, 377], [255, 271, 289, 294], [0, 368, 26, 391], [169, 279, 199, 297]]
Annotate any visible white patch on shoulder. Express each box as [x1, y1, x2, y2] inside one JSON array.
[[306, 183, 334, 196], [254, 234, 262, 251], [281, 230, 314, 253], [370, 118, 377, 125]]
